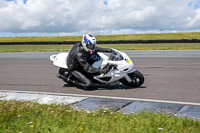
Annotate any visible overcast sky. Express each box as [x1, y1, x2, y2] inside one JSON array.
[[0, 0, 200, 37]]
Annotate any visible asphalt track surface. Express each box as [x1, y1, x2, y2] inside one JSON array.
[[0, 50, 200, 103]]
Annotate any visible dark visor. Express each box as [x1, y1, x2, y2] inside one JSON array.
[[86, 44, 95, 50]]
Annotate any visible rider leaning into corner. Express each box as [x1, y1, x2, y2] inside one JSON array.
[[64, 34, 113, 88]]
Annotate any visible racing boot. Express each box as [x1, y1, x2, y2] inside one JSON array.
[[57, 73, 92, 89], [66, 78, 91, 89], [57, 73, 78, 85]]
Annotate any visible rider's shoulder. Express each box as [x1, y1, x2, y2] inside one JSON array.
[[77, 51, 86, 58]]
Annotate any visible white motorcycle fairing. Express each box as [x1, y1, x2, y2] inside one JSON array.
[[50, 49, 140, 86], [50, 53, 68, 69], [92, 51, 135, 84]]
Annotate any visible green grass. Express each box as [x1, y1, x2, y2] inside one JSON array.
[[1, 32, 199, 52], [100, 43, 200, 50], [0, 100, 200, 133], [0, 32, 200, 42], [0, 43, 200, 52], [0, 45, 73, 52]]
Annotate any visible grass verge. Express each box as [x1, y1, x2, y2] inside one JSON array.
[[0, 100, 200, 133], [0, 32, 200, 42], [0, 43, 200, 52]]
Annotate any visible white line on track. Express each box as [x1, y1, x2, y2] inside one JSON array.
[[1, 90, 200, 106]]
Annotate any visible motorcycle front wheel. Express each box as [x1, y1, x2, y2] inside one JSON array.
[[120, 70, 144, 88]]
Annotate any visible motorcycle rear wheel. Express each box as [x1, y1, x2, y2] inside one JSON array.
[[120, 70, 144, 87]]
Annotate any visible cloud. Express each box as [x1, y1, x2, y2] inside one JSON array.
[[0, 0, 200, 35]]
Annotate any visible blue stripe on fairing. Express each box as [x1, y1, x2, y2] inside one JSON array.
[[84, 37, 92, 44]]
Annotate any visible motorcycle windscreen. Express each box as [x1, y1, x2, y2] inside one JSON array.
[[109, 51, 124, 61]]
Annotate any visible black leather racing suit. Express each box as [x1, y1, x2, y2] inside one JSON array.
[[67, 42, 112, 87]]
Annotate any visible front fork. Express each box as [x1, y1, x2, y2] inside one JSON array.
[[124, 75, 132, 82], [124, 67, 135, 83]]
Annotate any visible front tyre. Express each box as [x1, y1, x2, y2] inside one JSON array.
[[120, 70, 144, 87]]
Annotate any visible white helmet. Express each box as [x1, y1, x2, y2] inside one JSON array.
[[81, 34, 96, 54]]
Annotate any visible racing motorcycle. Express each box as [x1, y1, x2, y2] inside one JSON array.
[[50, 49, 144, 88]]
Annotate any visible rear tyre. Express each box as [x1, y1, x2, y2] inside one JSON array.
[[120, 70, 144, 88]]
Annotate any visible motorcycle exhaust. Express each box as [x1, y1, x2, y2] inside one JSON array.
[[57, 73, 68, 81]]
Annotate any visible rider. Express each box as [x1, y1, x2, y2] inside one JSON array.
[[64, 34, 113, 88]]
